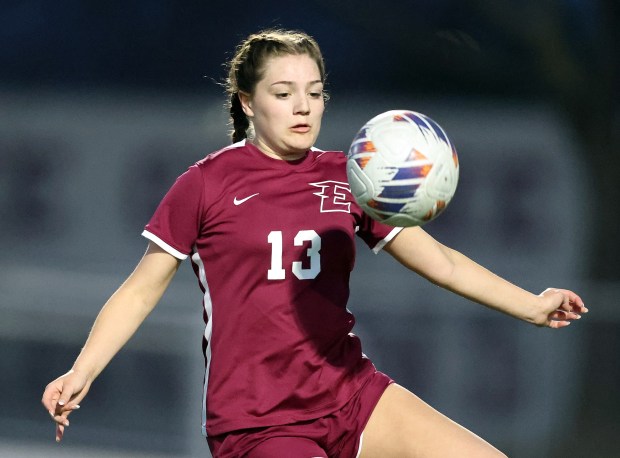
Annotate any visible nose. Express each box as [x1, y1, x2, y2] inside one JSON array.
[[293, 93, 310, 115]]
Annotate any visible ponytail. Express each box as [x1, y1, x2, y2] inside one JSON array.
[[229, 93, 249, 143]]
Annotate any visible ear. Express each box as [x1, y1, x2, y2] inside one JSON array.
[[238, 91, 254, 117]]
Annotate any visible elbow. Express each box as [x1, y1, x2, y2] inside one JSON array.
[[421, 259, 457, 289]]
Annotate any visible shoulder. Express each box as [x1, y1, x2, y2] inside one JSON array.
[[310, 147, 347, 165], [195, 141, 249, 169], [188, 141, 258, 183]]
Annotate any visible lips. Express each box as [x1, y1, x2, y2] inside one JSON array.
[[291, 124, 311, 133]]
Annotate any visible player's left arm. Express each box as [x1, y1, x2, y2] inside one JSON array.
[[383, 226, 588, 328]]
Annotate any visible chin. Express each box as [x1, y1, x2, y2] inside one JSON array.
[[283, 143, 311, 155], [289, 138, 316, 153]]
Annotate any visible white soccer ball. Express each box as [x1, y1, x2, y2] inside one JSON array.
[[346, 110, 459, 227]]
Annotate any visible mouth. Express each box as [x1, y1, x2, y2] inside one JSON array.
[[290, 124, 311, 133]]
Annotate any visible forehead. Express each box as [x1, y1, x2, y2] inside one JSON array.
[[259, 54, 322, 84]]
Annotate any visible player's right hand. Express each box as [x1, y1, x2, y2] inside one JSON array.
[[41, 369, 93, 442]]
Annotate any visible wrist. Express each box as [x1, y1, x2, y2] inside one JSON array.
[[533, 296, 548, 326], [518, 294, 546, 326], [71, 363, 98, 383]]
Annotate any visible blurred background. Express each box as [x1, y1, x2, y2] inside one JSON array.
[[0, 1, 617, 457]]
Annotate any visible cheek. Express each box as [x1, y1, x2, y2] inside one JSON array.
[[314, 101, 325, 117], [313, 106, 325, 126], [258, 105, 286, 125]]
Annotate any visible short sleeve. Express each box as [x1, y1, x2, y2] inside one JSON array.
[[142, 164, 204, 260], [356, 212, 403, 254]]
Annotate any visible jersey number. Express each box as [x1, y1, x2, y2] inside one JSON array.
[[267, 230, 321, 280]]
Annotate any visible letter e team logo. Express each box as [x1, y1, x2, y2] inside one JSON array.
[[309, 181, 351, 213]]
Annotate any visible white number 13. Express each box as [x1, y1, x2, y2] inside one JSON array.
[[267, 230, 321, 280]]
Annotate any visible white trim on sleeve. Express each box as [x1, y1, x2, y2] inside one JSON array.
[[371, 226, 404, 254], [141, 230, 189, 260]]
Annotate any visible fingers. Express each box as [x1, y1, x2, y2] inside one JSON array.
[[569, 292, 588, 314], [541, 288, 589, 326], [546, 301, 588, 329], [55, 381, 77, 409], [42, 372, 91, 443], [547, 320, 571, 329], [554, 288, 588, 314], [48, 404, 80, 424], [550, 308, 581, 319], [42, 376, 72, 411], [41, 384, 61, 414], [49, 402, 81, 443], [48, 403, 79, 443], [545, 309, 579, 328], [44, 374, 90, 415], [43, 387, 71, 418], [56, 423, 64, 443]]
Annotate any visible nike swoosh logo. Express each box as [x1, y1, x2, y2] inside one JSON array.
[[233, 193, 260, 205]]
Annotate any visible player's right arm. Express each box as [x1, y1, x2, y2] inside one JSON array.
[[41, 241, 181, 442]]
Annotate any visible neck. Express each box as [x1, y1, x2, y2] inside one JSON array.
[[249, 139, 307, 161]]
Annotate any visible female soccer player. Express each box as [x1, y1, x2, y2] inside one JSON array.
[[42, 29, 587, 457]]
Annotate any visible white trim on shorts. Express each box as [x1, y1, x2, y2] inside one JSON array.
[[356, 432, 364, 458]]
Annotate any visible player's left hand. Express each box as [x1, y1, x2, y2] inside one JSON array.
[[537, 288, 588, 328]]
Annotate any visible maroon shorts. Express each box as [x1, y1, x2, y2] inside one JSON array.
[[208, 371, 393, 458]]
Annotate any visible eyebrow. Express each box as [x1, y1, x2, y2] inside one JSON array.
[[270, 80, 323, 87]]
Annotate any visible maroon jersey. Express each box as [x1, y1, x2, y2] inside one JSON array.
[[142, 141, 402, 436]]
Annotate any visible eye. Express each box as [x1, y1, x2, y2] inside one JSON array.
[[309, 92, 323, 99], [275, 92, 290, 99]]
